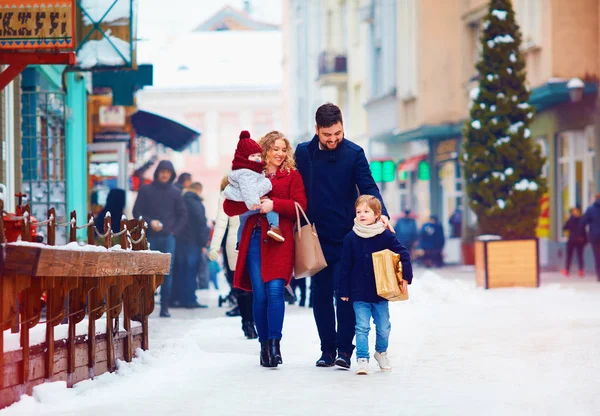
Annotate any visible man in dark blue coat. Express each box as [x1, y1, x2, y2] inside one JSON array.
[[582, 192, 600, 280], [295, 103, 391, 368], [133, 160, 188, 318]]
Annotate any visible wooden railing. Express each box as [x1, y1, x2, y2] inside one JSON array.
[[0, 200, 170, 408]]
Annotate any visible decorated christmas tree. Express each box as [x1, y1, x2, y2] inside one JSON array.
[[462, 0, 547, 239]]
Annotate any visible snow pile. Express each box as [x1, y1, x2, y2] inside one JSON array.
[[514, 178, 539, 191], [32, 381, 75, 405], [508, 121, 524, 134], [491, 9, 508, 20], [469, 87, 480, 100], [491, 171, 506, 181], [407, 270, 483, 305], [494, 136, 510, 146], [496, 199, 506, 209], [77, 31, 131, 69], [3, 317, 142, 352], [471, 120, 481, 129]]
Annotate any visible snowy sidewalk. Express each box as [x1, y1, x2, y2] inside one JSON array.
[[3, 268, 600, 415]]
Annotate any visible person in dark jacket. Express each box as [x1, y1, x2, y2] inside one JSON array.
[[174, 172, 192, 192], [295, 102, 391, 369], [394, 210, 418, 251], [338, 195, 412, 375], [581, 193, 600, 280], [94, 188, 126, 234], [419, 216, 445, 268], [174, 182, 210, 308], [562, 207, 587, 277], [132, 160, 188, 317]]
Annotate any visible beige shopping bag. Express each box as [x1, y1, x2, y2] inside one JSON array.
[[293, 202, 327, 278], [372, 249, 408, 301]]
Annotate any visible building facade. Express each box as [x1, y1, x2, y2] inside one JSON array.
[[283, 0, 600, 267]]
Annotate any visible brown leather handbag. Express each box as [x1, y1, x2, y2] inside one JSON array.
[[293, 202, 327, 278]]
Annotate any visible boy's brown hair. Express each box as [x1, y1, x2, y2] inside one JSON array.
[[355, 195, 382, 219]]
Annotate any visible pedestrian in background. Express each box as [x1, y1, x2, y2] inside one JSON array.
[[394, 209, 418, 253], [209, 175, 257, 338], [133, 160, 187, 318], [562, 206, 587, 277], [174, 182, 210, 308]]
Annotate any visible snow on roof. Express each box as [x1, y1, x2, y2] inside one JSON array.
[[77, 31, 131, 69], [144, 31, 282, 90], [80, 0, 134, 26]]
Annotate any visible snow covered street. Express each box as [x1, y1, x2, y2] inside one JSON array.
[[3, 268, 600, 415]]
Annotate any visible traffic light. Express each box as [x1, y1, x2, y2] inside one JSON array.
[[370, 161, 383, 182]]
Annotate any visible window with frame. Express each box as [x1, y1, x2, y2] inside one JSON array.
[[514, 0, 541, 49], [397, 0, 417, 100], [21, 91, 67, 244]]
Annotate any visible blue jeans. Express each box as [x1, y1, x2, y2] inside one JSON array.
[[238, 210, 279, 242], [147, 234, 176, 309], [353, 301, 391, 360], [246, 229, 285, 342], [174, 242, 201, 306]]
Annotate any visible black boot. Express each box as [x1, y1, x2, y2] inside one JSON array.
[[268, 339, 282, 366], [226, 306, 241, 317], [260, 341, 272, 367], [243, 321, 258, 339]]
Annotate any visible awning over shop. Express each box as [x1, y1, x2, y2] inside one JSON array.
[[131, 110, 201, 152], [529, 80, 598, 112], [391, 122, 464, 144], [398, 154, 427, 172]]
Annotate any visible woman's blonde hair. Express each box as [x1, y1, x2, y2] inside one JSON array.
[[258, 130, 296, 172], [220, 175, 230, 192], [355, 195, 382, 219]]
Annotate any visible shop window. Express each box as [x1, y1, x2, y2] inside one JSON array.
[[21, 91, 67, 244], [557, 130, 595, 239]]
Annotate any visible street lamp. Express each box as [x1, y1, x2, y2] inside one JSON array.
[[567, 77, 585, 103]]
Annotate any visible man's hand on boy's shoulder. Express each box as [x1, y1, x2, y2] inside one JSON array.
[[380, 215, 394, 232]]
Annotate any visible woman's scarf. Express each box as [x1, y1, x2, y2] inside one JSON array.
[[352, 218, 386, 238]]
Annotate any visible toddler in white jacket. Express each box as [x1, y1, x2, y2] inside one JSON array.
[[223, 131, 283, 242]]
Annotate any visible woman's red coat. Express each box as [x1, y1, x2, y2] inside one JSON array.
[[223, 168, 307, 291]]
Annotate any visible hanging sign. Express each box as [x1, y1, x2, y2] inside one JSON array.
[[0, 1, 75, 50]]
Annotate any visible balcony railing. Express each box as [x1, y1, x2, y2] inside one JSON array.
[[318, 51, 348, 78]]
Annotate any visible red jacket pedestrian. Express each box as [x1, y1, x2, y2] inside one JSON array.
[[223, 166, 306, 290], [223, 130, 307, 368]]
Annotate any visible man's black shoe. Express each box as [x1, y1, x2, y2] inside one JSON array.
[[315, 352, 335, 367], [335, 352, 351, 369]]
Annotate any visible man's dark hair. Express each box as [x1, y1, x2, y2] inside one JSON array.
[[315, 102, 343, 128], [177, 172, 192, 185]]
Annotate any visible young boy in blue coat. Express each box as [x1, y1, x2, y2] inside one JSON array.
[[338, 195, 413, 375]]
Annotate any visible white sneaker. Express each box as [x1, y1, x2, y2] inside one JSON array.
[[374, 351, 392, 371], [355, 358, 369, 375]]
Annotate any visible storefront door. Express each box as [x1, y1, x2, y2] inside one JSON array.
[[88, 142, 128, 216], [557, 129, 595, 238]]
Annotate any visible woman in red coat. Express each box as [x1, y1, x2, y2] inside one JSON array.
[[224, 131, 307, 368]]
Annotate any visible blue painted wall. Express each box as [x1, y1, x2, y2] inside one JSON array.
[[65, 72, 88, 237]]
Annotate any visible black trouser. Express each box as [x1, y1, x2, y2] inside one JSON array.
[[223, 247, 254, 322], [565, 241, 585, 273], [311, 260, 355, 356], [592, 243, 600, 281], [290, 278, 307, 306]]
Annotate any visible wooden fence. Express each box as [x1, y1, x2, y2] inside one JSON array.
[[0, 199, 170, 409]]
